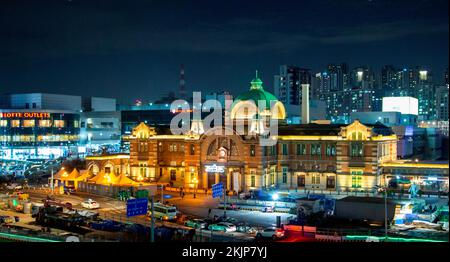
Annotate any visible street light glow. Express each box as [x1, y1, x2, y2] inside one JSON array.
[[272, 193, 279, 201]]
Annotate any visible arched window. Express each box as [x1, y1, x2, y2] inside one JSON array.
[[350, 131, 364, 140], [207, 139, 217, 155], [230, 139, 238, 156]]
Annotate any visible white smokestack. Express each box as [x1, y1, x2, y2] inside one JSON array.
[[301, 84, 310, 124]]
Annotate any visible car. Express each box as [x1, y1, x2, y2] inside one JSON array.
[[184, 219, 208, 229], [81, 199, 100, 209], [215, 215, 237, 223], [0, 216, 15, 224], [236, 224, 257, 234], [6, 183, 19, 190], [64, 185, 76, 194], [256, 227, 285, 240], [208, 222, 237, 232], [261, 206, 276, 213]]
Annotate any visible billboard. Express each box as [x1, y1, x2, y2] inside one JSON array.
[[382, 97, 418, 115]]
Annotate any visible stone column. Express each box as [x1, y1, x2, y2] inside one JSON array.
[[227, 171, 231, 190]]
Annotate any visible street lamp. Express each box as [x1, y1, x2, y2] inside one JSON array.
[[192, 177, 198, 199], [51, 166, 63, 195], [375, 167, 388, 240]]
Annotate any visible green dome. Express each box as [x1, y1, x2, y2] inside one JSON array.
[[232, 71, 280, 110]]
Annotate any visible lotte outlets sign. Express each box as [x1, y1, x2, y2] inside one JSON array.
[[0, 112, 50, 118]]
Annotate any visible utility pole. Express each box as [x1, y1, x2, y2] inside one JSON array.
[[383, 169, 388, 240], [150, 195, 155, 242], [223, 185, 227, 218], [51, 169, 54, 195], [160, 185, 163, 203]]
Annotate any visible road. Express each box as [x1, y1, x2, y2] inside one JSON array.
[[4, 188, 292, 228]]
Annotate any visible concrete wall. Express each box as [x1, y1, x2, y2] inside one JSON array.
[[335, 199, 396, 222]]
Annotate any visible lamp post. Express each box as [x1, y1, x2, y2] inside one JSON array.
[[375, 167, 388, 240], [51, 167, 63, 195]]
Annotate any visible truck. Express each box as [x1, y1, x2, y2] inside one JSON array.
[[31, 199, 86, 228]]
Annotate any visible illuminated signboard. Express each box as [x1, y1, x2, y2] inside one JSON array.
[[0, 112, 50, 118], [205, 164, 225, 173], [382, 97, 418, 116]]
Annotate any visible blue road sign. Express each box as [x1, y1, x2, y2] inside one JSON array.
[[212, 182, 223, 198], [126, 198, 148, 217]]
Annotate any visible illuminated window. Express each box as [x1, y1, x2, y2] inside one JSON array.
[[282, 167, 288, 183], [350, 132, 363, 140], [39, 120, 52, 127], [11, 120, 20, 127], [170, 170, 176, 181], [169, 144, 177, 152], [282, 144, 288, 155], [351, 170, 363, 188], [326, 144, 336, 156], [311, 173, 320, 184], [311, 144, 321, 155], [190, 144, 195, 155], [351, 142, 363, 157], [23, 120, 35, 127], [297, 144, 306, 155], [54, 120, 65, 128], [251, 176, 256, 187], [74, 120, 79, 128], [0, 120, 7, 127]]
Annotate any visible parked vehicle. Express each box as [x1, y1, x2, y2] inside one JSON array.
[[208, 222, 237, 232], [216, 216, 237, 223], [261, 206, 276, 213], [6, 183, 19, 190], [147, 203, 177, 221], [236, 223, 257, 234], [32, 206, 86, 228], [0, 215, 15, 224], [64, 185, 76, 194], [256, 227, 285, 239], [81, 199, 100, 209], [89, 219, 124, 232], [184, 219, 208, 229]]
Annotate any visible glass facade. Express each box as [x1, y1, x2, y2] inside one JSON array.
[[0, 111, 80, 159]]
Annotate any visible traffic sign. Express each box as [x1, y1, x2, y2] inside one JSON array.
[[212, 182, 223, 198], [126, 198, 148, 217]]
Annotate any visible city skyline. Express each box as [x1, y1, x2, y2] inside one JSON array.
[[1, 0, 448, 103]]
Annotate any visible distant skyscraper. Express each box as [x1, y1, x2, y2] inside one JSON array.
[[274, 65, 311, 117], [381, 65, 399, 96], [413, 69, 437, 120], [311, 72, 330, 100], [436, 85, 449, 121], [445, 68, 449, 86], [327, 63, 347, 92], [348, 66, 375, 113]]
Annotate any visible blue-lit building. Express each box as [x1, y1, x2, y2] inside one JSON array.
[[0, 93, 117, 160]]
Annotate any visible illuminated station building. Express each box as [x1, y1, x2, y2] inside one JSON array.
[[84, 74, 445, 194]]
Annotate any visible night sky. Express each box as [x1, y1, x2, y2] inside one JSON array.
[[0, 0, 448, 104]]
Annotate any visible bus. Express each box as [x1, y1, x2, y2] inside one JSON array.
[[147, 203, 177, 221]]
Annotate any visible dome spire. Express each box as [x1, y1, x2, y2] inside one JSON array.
[[250, 70, 263, 90]]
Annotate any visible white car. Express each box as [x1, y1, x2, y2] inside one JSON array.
[[256, 227, 285, 239], [81, 199, 100, 209], [6, 184, 22, 190]]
